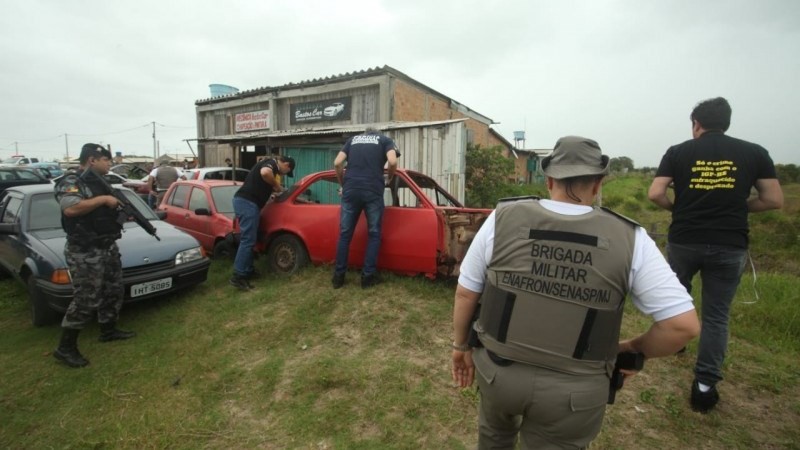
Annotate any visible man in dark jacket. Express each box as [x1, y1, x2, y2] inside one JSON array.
[[331, 127, 399, 289], [53, 143, 136, 368]]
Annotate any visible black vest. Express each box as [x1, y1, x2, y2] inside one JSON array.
[[61, 171, 122, 241]]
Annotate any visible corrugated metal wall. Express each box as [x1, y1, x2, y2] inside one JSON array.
[[389, 121, 467, 204]]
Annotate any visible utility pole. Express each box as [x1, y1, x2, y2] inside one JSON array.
[[64, 134, 69, 161], [13, 141, 18, 155], [152, 121, 157, 164]]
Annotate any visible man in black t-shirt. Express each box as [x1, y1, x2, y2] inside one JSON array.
[[648, 97, 783, 413], [230, 155, 295, 290]]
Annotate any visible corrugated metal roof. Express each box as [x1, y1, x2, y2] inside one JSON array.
[[195, 66, 390, 104], [194, 65, 494, 125], [193, 119, 467, 143]]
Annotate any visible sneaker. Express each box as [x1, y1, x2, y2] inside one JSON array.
[[332, 273, 345, 289], [690, 380, 720, 413], [361, 273, 382, 289], [229, 276, 253, 291]]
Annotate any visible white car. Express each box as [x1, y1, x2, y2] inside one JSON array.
[[323, 102, 345, 117], [184, 167, 249, 182], [1, 156, 40, 166]]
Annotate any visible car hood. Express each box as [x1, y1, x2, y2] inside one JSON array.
[[30, 221, 203, 267]]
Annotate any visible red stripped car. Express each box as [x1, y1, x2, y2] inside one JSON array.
[[255, 169, 490, 278]]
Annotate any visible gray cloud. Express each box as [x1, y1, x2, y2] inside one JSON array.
[[1, 0, 798, 167]]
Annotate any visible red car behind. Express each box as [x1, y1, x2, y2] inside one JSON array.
[[158, 180, 241, 258]]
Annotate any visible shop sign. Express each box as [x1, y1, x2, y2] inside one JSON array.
[[290, 97, 351, 124], [235, 110, 270, 132]]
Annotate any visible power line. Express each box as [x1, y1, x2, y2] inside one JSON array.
[[2, 123, 195, 146], [1, 134, 64, 146], [68, 123, 152, 137], [155, 122, 195, 129]]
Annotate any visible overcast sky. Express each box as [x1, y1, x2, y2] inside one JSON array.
[[1, 0, 798, 167]]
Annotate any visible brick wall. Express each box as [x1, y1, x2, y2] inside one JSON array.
[[392, 79, 504, 150]]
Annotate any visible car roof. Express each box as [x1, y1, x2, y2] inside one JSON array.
[[6, 183, 137, 195], [0, 166, 41, 172], [174, 179, 242, 187], [191, 167, 249, 172], [4, 184, 57, 194]]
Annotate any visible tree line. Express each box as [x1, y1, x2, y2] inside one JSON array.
[[465, 144, 799, 208]]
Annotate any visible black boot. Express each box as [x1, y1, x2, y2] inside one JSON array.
[[98, 322, 136, 342], [53, 328, 89, 368]]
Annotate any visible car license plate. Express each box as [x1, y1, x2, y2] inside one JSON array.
[[131, 277, 172, 297]]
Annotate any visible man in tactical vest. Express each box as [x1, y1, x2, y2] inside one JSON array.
[[53, 143, 136, 368], [148, 160, 185, 206], [451, 136, 700, 449]]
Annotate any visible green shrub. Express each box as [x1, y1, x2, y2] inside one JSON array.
[[603, 195, 624, 209]]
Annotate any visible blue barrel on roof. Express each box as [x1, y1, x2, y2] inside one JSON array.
[[209, 84, 240, 97]]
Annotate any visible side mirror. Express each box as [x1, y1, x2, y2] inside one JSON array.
[[194, 208, 211, 216], [155, 211, 167, 220], [0, 222, 21, 235]]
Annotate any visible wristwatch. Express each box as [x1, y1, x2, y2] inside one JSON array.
[[451, 341, 471, 352]]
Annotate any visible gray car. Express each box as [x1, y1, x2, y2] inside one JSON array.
[[0, 184, 211, 326]]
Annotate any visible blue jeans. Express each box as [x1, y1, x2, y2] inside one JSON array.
[[233, 196, 261, 278], [667, 242, 747, 386], [334, 188, 384, 277]]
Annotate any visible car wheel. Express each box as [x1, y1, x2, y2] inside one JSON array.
[[27, 276, 60, 327], [212, 239, 235, 260], [266, 235, 309, 275]]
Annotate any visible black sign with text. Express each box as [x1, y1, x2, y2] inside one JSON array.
[[290, 97, 351, 124]]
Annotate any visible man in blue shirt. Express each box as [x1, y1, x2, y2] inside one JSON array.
[[332, 127, 399, 289]]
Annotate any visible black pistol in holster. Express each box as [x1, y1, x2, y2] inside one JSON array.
[[608, 352, 645, 404], [467, 303, 482, 349]]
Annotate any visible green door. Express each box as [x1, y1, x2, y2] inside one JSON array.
[[283, 146, 341, 204]]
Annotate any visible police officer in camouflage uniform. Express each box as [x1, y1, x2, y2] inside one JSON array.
[[53, 143, 136, 368], [452, 136, 700, 449]]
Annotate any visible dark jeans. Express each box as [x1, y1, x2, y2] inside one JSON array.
[[667, 242, 747, 386], [233, 196, 260, 278], [334, 188, 384, 277]]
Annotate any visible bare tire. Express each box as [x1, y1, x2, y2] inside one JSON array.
[[212, 239, 235, 260], [266, 235, 309, 275], [28, 276, 59, 327]]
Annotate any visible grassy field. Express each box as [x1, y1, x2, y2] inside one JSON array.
[[1, 178, 798, 449]]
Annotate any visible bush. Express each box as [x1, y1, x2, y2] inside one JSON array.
[[622, 199, 642, 215], [465, 144, 515, 208], [602, 195, 624, 209]]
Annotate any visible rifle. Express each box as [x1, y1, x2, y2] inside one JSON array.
[[608, 352, 645, 404], [93, 171, 161, 241]]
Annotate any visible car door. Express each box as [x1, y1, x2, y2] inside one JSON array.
[[377, 174, 438, 275], [181, 186, 214, 250], [264, 174, 341, 263], [0, 193, 26, 275], [160, 184, 194, 236]]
